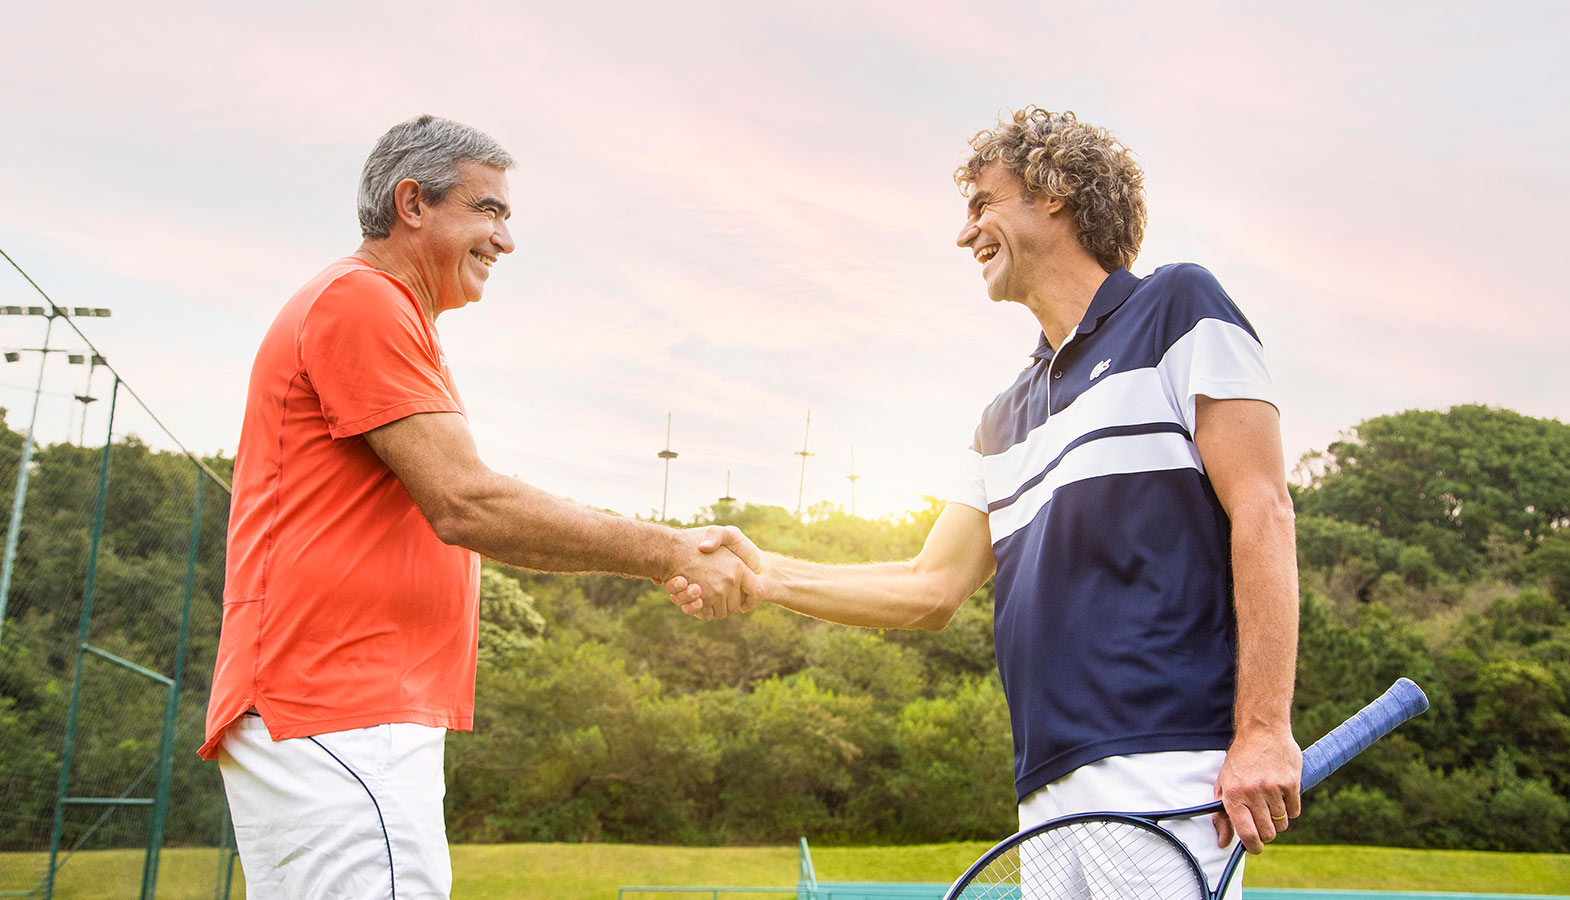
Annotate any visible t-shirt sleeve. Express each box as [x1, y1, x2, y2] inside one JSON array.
[[1154, 265, 1275, 436], [298, 270, 462, 439], [948, 437, 989, 514]]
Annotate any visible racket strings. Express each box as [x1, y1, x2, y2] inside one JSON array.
[[952, 819, 1207, 899]]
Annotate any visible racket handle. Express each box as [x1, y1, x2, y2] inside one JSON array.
[[1300, 677, 1428, 792]]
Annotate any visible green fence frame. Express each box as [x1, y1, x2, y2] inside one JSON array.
[[0, 373, 237, 899]]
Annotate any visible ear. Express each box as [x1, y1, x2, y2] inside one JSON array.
[[393, 178, 424, 230], [1021, 186, 1069, 216]]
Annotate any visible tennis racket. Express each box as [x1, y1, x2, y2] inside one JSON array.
[[943, 677, 1429, 900]]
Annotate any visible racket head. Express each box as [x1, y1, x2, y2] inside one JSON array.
[[944, 813, 1210, 900], [944, 679, 1430, 899]]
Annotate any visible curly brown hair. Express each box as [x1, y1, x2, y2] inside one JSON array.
[[956, 108, 1147, 272]]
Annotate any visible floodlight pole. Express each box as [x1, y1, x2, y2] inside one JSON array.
[[0, 312, 57, 641], [846, 444, 861, 517], [719, 470, 735, 505], [74, 356, 103, 446], [656, 412, 678, 521], [794, 410, 814, 518]]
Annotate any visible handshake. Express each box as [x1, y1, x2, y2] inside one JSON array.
[[659, 526, 770, 621]]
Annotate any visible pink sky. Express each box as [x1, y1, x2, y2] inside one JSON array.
[[1, 1, 1565, 521]]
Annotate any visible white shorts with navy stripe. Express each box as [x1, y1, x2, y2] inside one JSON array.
[[1017, 750, 1243, 900], [218, 714, 451, 900]]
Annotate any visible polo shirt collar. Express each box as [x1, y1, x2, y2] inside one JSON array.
[[1029, 267, 1139, 360]]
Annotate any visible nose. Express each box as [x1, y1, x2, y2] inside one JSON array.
[[956, 218, 978, 248], [493, 218, 516, 255]]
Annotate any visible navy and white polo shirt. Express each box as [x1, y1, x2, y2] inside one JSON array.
[[951, 264, 1275, 801]]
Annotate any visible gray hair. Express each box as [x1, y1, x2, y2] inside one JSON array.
[[357, 115, 516, 239]]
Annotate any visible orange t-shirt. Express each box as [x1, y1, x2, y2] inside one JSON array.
[[200, 257, 480, 759]]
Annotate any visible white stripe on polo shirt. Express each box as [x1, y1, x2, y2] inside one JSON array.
[[966, 317, 1269, 539], [987, 429, 1204, 543], [979, 366, 1182, 505]]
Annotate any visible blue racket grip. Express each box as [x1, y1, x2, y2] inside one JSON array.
[[1300, 678, 1428, 792]]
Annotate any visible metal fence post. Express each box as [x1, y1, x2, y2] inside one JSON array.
[[214, 801, 238, 900], [140, 466, 205, 898], [43, 377, 119, 899]]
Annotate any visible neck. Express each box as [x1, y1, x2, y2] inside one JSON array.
[[1017, 253, 1115, 350], [355, 238, 442, 322]]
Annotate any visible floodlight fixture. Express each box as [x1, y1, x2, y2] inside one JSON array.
[[67, 354, 84, 365], [3, 352, 18, 363], [845, 444, 862, 517], [26, 307, 44, 316], [2, 307, 21, 316], [656, 412, 678, 520], [794, 410, 814, 517], [94, 308, 111, 318]]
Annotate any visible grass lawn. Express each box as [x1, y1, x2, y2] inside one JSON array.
[[807, 844, 1570, 895], [2, 842, 1566, 898]]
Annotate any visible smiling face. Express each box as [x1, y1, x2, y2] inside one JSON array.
[[414, 161, 515, 314], [955, 162, 1069, 305]]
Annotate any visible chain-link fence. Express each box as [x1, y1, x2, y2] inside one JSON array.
[[0, 256, 237, 899]]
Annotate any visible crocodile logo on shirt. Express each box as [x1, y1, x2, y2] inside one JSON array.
[[1090, 358, 1112, 381]]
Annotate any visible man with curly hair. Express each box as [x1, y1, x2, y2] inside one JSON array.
[[668, 107, 1300, 894]]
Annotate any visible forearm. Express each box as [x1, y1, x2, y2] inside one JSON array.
[[1194, 397, 1302, 849], [759, 553, 959, 630], [1229, 498, 1299, 736], [435, 469, 681, 579]]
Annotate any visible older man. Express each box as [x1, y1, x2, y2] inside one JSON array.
[[201, 115, 756, 899], [672, 108, 1301, 896]]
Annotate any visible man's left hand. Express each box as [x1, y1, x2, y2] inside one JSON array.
[[1213, 727, 1302, 854]]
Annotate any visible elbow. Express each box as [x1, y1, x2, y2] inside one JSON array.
[[1235, 491, 1295, 536], [425, 497, 486, 549], [416, 471, 501, 550], [1267, 493, 1296, 533], [427, 509, 472, 548], [911, 589, 965, 631]]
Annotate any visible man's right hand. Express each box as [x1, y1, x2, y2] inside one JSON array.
[[664, 526, 767, 621], [664, 503, 996, 631]]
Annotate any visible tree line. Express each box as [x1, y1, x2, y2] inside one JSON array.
[[1, 404, 1567, 852]]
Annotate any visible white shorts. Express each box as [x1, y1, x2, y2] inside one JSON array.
[[1017, 750, 1243, 900], [218, 714, 452, 900]]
